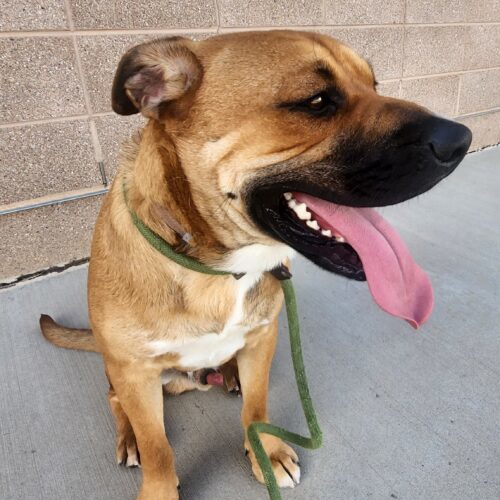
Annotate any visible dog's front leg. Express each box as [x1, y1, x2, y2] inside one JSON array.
[[106, 359, 179, 500], [237, 319, 301, 488]]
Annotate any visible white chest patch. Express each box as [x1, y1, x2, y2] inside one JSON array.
[[148, 272, 268, 369], [219, 243, 295, 275]]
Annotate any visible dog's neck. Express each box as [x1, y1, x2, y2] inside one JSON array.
[[126, 121, 231, 264]]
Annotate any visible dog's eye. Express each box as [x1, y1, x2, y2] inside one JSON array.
[[279, 91, 339, 117], [300, 93, 336, 117], [307, 95, 327, 110]]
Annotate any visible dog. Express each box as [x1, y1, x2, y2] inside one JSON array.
[[40, 30, 472, 499]]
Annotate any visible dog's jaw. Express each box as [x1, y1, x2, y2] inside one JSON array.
[[218, 243, 296, 275]]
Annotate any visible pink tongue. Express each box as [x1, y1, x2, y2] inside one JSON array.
[[294, 193, 433, 328]]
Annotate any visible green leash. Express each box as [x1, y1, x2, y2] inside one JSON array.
[[124, 185, 322, 499]]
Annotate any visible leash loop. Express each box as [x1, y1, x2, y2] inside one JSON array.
[[247, 278, 322, 500]]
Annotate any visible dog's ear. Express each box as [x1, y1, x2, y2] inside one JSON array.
[[111, 38, 202, 118]]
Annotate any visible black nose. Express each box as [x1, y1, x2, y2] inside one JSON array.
[[428, 119, 472, 164]]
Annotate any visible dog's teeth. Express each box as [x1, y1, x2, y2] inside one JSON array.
[[335, 235, 346, 242], [288, 199, 297, 209], [306, 220, 320, 230], [283, 192, 293, 201], [321, 229, 332, 237], [294, 202, 311, 220]]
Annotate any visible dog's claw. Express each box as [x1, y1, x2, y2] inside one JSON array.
[[229, 385, 241, 396]]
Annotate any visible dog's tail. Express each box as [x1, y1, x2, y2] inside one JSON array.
[[39, 314, 99, 352]]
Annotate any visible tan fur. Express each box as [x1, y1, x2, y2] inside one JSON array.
[[40, 30, 418, 499]]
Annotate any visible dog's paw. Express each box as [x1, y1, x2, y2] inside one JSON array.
[[245, 435, 300, 488], [224, 372, 241, 396], [220, 360, 241, 396], [116, 433, 140, 468]]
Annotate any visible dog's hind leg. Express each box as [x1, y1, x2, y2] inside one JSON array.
[[105, 359, 179, 500], [237, 318, 301, 489], [107, 374, 140, 467]]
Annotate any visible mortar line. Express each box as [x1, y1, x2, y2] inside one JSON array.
[[1, 21, 500, 38], [62, 1, 92, 116], [54, 2, 103, 181], [0, 27, 219, 38], [200, 20, 500, 31], [401, 0, 408, 84], [0, 112, 114, 129], [62, 0, 74, 30], [455, 75, 463, 115], [208, 21, 500, 31], [380, 65, 500, 82], [455, 106, 500, 119], [89, 120, 104, 163], [214, 0, 221, 34]]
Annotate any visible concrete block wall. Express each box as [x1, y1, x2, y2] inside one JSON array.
[[1, 0, 499, 282]]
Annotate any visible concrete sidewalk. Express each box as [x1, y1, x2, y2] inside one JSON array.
[[1, 147, 499, 500]]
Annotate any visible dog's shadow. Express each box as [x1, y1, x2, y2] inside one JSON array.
[[162, 385, 309, 499], [162, 388, 250, 498]]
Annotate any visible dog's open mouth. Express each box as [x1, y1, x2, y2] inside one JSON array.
[[249, 187, 434, 328], [279, 191, 366, 281]]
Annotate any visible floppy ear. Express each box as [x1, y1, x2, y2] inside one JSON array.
[[111, 38, 202, 118]]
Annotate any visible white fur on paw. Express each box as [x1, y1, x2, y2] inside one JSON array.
[[126, 452, 140, 467], [277, 474, 295, 488], [248, 439, 300, 489], [276, 460, 301, 488]]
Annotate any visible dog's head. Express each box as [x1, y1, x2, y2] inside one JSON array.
[[112, 31, 471, 325]]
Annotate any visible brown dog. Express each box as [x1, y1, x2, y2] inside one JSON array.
[[40, 30, 471, 499]]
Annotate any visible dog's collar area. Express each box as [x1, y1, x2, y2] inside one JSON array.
[[122, 179, 230, 277], [151, 202, 192, 244], [122, 180, 293, 281]]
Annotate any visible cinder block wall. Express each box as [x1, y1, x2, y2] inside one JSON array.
[[1, 1, 499, 283]]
